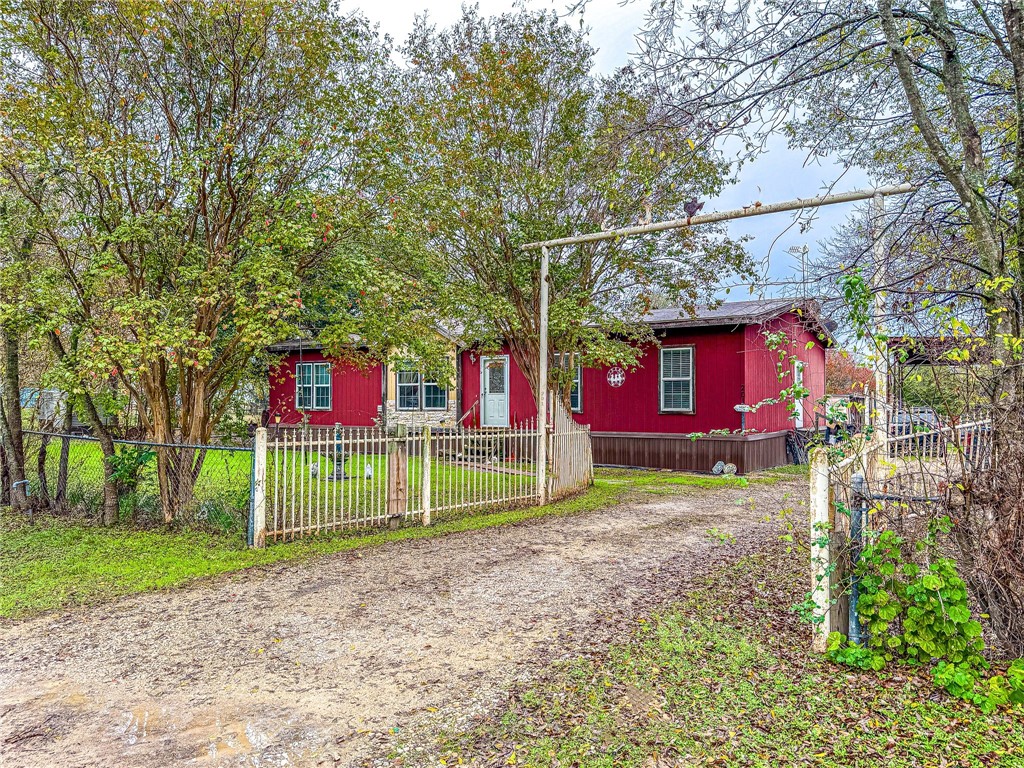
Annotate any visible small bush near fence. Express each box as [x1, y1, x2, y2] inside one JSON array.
[[20, 431, 253, 533]]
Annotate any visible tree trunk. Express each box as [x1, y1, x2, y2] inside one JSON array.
[[149, 375, 211, 525], [47, 332, 119, 525], [36, 432, 50, 504], [0, 323, 27, 512], [0, 442, 10, 506]]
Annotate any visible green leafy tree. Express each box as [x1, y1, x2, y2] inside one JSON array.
[[393, 8, 751, 403], [0, 0, 404, 522]]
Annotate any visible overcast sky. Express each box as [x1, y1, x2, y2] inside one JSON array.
[[352, 0, 872, 299]]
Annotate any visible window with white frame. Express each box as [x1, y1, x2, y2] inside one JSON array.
[[660, 347, 694, 413], [396, 371, 449, 411], [397, 371, 421, 410], [570, 365, 582, 412], [423, 379, 448, 410], [555, 354, 583, 413], [295, 362, 331, 410]]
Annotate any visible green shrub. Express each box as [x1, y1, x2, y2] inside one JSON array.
[[826, 525, 1024, 712]]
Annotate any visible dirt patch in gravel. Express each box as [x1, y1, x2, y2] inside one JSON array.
[[0, 478, 802, 768]]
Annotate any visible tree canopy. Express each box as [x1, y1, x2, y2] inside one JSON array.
[[392, 8, 751, 397], [635, 0, 1024, 654], [0, 0, 439, 520]]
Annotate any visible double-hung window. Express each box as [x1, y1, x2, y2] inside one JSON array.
[[397, 371, 422, 410], [568, 362, 582, 413], [555, 353, 583, 413], [659, 347, 694, 413], [397, 371, 449, 411], [296, 362, 331, 410], [423, 379, 448, 410]]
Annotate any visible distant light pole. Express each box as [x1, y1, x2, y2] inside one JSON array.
[[786, 244, 809, 299]]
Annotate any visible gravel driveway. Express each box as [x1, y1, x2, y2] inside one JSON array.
[[0, 477, 800, 768]]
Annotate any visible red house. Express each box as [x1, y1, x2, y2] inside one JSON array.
[[266, 299, 831, 473]]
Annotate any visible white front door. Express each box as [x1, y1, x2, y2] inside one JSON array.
[[481, 356, 510, 427], [794, 362, 806, 429]]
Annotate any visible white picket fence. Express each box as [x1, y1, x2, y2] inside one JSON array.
[[250, 412, 592, 546], [809, 420, 992, 651], [547, 400, 594, 500]]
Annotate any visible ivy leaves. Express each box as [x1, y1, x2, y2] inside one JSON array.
[[827, 527, 1023, 712]]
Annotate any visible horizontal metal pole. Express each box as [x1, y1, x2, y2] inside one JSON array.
[[520, 183, 919, 250], [22, 430, 254, 452]]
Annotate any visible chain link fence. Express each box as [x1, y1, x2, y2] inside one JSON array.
[[20, 431, 254, 533]]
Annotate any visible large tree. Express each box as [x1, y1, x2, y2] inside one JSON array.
[[637, 0, 1024, 652], [393, 8, 751, 403], [0, 182, 31, 512], [0, 0, 408, 522]]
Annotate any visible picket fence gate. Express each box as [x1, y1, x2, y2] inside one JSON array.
[[250, 406, 593, 546]]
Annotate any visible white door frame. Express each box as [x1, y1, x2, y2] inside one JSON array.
[[794, 361, 806, 429], [480, 355, 510, 427]]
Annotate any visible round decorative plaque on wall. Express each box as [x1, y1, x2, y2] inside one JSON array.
[[606, 367, 626, 388]]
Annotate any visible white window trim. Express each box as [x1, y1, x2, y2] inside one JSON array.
[[570, 363, 582, 413], [794, 360, 806, 428], [295, 361, 332, 411], [422, 379, 449, 411], [659, 346, 695, 414], [396, 370, 449, 412], [396, 370, 422, 411]]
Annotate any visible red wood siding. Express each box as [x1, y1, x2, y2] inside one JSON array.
[[272, 313, 828, 435], [462, 327, 749, 434], [459, 346, 538, 427], [743, 313, 828, 433], [268, 351, 382, 427], [578, 327, 746, 433]]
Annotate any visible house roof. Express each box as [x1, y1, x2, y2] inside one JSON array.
[[269, 299, 834, 354], [645, 298, 807, 327], [644, 298, 835, 343], [266, 333, 363, 354]]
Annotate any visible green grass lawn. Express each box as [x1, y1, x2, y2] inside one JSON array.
[[435, 525, 1023, 768], [1, 466, 778, 620]]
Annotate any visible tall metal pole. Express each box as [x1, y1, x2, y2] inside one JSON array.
[[871, 193, 890, 439], [520, 183, 917, 251], [536, 245, 550, 505], [801, 247, 807, 300]]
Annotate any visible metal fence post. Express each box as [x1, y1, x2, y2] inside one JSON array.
[[421, 425, 432, 526], [536, 245, 550, 507], [849, 472, 867, 646], [251, 427, 267, 549], [809, 445, 832, 652]]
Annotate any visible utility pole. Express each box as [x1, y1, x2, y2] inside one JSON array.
[[536, 245, 549, 505], [871, 193, 889, 439], [786, 244, 809, 299]]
